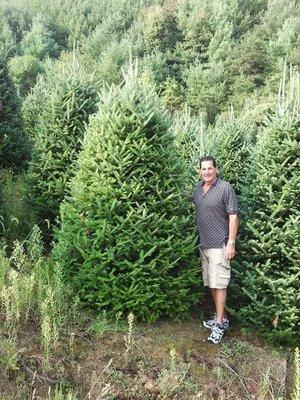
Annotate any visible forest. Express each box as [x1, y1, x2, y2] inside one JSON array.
[[0, 0, 299, 399]]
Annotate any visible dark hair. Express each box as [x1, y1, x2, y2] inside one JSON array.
[[199, 155, 217, 168]]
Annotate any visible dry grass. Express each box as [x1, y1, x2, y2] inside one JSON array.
[[0, 312, 292, 399], [0, 235, 292, 399]]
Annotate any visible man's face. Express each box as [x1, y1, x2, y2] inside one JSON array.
[[200, 160, 218, 184]]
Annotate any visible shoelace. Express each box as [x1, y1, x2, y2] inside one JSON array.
[[211, 326, 224, 338]]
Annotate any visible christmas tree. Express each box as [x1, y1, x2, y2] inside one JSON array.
[[53, 67, 201, 321], [237, 68, 300, 344], [0, 51, 28, 170], [26, 61, 99, 239]]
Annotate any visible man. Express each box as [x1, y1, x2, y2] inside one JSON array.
[[193, 155, 239, 344]]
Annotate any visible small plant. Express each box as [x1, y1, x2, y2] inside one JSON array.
[[27, 224, 43, 265], [1, 269, 35, 334], [292, 347, 300, 400], [0, 336, 19, 372], [124, 312, 135, 354], [40, 287, 59, 369], [169, 348, 176, 371], [48, 384, 78, 400], [158, 348, 191, 398], [89, 311, 110, 338], [10, 240, 28, 272], [0, 244, 9, 290], [257, 367, 271, 398]]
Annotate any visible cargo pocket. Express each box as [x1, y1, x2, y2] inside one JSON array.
[[217, 262, 231, 288]]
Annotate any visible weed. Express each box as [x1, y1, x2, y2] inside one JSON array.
[[89, 311, 110, 338], [257, 367, 271, 398], [0, 244, 9, 290], [0, 336, 20, 372], [48, 384, 78, 399], [292, 347, 300, 400], [158, 350, 192, 399], [27, 225, 43, 264], [10, 239, 29, 272], [1, 269, 34, 334], [124, 312, 135, 354], [40, 287, 59, 369]]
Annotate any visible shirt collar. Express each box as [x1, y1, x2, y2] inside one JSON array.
[[200, 177, 219, 187]]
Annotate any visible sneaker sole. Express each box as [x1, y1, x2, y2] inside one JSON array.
[[207, 337, 223, 344]]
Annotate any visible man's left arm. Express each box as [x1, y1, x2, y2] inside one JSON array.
[[224, 213, 239, 260]]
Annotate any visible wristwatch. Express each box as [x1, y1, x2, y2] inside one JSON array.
[[228, 240, 235, 245]]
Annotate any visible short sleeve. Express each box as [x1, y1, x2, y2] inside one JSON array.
[[192, 182, 200, 203], [224, 184, 239, 214]]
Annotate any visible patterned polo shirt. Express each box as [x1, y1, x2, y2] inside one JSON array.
[[193, 178, 239, 249]]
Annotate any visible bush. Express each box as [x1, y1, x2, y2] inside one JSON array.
[[140, 4, 182, 53], [207, 113, 255, 307], [91, 38, 132, 85], [53, 68, 201, 321], [0, 12, 16, 56]]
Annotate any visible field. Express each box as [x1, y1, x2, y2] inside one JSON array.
[[0, 299, 295, 400]]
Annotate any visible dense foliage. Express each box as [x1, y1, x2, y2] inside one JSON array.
[[53, 73, 201, 321], [0, 0, 299, 343], [25, 62, 99, 240], [0, 51, 28, 170], [237, 107, 300, 345]]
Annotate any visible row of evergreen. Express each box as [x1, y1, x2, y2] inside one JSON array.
[[1, 0, 299, 121], [0, 0, 299, 344]]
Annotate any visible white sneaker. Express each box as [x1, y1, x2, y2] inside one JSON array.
[[203, 315, 229, 330], [207, 324, 226, 344]]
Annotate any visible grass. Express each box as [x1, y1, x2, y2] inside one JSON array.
[[0, 229, 296, 399], [0, 314, 290, 399]]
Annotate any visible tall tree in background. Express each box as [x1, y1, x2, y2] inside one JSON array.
[[237, 69, 300, 344], [26, 60, 99, 240], [0, 51, 28, 170], [211, 111, 254, 196], [171, 106, 210, 185], [53, 67, 201, 321]]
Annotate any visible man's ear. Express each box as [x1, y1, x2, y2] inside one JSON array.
[[216, 167, 219, 174]]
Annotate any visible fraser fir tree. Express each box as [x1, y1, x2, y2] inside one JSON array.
[[9, 54, 44, 97], [171, 106, 210, 186], [237, 71, 300, 344], [53, 68, 201, 321], [211, 111, 254, 196], [26, 61, 99, 239], [22, 77, 47, 142], [0, 51, 28, 170], [208, 111, 254, 306], [19, 17, 59, 60]]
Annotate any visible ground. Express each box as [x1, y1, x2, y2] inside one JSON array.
[[0, 309, 292, 400]]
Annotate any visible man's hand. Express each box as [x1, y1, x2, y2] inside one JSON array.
[[224, 243, 236, 261]]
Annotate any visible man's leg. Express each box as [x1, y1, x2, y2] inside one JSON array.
[[214, 288, 227, 325], [210, 288, 227, 324], [210, 287, 217, 312]]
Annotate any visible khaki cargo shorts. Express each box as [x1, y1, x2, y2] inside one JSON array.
[[199, 247, 230, 289]]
